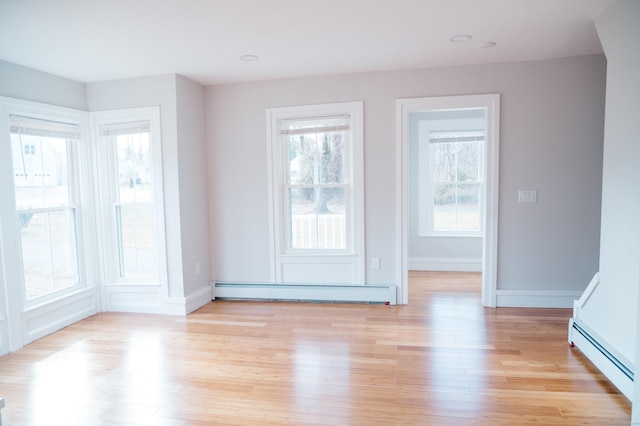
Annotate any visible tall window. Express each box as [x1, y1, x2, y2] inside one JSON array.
[[267, 102, 364, 284], [430, 130, 484, 233], [10, 116, 81, 301], [94, 108, 165, 284], [282, 116, 349, 250], [419, 118, 485, 236]]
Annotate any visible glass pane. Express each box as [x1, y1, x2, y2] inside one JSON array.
[[288, 134, 317, 185], [114, 128, 153, 203], [456, 183, 481, 232], [20, 210, 78, 301], [433, 183, 456, 231], [11, 134, 70, 209], [288, 131, 346, 185], [289, 187, 346, 249], [319, 132, 345, 184], [117, 203, 156, 279], [457, 141, 481, 182], [432, 142, 456, 182], [433, 206, 456, 232]]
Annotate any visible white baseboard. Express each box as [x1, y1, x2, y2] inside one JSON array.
[[496, 289, 583, 308], [185, 286, 213, 314], [164, 286, 213, 315], [408, 257, 482, 272], [24, 287, 99, 345], [105, 285, 212, 315], [213, 282, 397, 305]]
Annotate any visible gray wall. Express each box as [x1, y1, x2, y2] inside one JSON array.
[[176, 75, 211, 295], [206, 54, 606, 293], [0, 59, 86, 109], [580, 0, 640, 367]]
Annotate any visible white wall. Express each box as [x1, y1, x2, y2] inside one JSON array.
[[207, 55, 606, 295], [579, 0, 640, 372], [0, 59, 86, 110]]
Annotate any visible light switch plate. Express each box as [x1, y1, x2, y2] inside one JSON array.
[[518, 190, 537, 203]]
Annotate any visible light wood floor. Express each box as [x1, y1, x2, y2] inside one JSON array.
[[0, 272, 631, 425]]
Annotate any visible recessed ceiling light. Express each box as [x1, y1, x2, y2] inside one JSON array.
[[450, 34, 472, 43], [240, 54, 259, 62], [479, 42, 497, 48]]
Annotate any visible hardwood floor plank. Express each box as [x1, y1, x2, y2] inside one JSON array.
[[0, 271, 631, 424]]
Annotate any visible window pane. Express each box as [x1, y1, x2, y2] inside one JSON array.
[[20, 210, 78, 301], [433, 183, 481, 233], [289, 188, 346, 249], [457, 142, 481, 182], [432, 143, 456, 182], [289, 134, 317, 185], [433, 206, 456, 232], [114, 129, 153, 203], [319, 132, 345, 184], [11, 134, 70, 209], [456, 183, 481, 232], [116, 203, 156, 278], [288, 132, 346, 185], [433, 182, 456, 231], [433, 183, 458, 231]]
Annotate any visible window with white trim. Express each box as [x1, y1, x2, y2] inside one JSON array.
[[282, 115, 350, 251], [267, 102, 365, 284], [419, 118, 485, 236], [9, 115, 82, 301], [93, 108, 166, 284]]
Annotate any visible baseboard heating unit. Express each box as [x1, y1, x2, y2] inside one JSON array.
[[569, 320, 634, 400], [212, 282, 397, 305], [568, 273, 634, 400]]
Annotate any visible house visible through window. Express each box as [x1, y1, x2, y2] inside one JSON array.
[[93, 107, 166, 285], [104, 121, 156, 279], [9, 115, 81, 301]]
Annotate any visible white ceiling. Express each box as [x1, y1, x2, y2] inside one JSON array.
[[0, 0, 614, 86]]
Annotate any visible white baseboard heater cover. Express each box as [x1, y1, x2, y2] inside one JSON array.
[[212, 282, 397, 305], [569, 319, 634, 399]]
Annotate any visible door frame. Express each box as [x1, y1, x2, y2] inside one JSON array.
[[395, 94, 500, 306]]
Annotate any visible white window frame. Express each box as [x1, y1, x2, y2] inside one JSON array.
[[266, 101, 365, 284], [1, 102, 93, 308], [0, 96, 98, 353], [418, 118, 485, 237], [91, 107, 167, 288]]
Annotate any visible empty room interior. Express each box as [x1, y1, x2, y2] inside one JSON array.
[[0, 0, 639, 424]]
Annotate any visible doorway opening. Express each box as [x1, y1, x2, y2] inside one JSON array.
[[395, 94, 500, 306]]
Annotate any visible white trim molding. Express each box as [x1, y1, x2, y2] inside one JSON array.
[[24, 287, 99, 344], [104, 284, 212, 315], [408, 257, 482, 272], [266, 101, 365, 286], [496, 289, 583, 308], [396, 94, 500, 306]]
